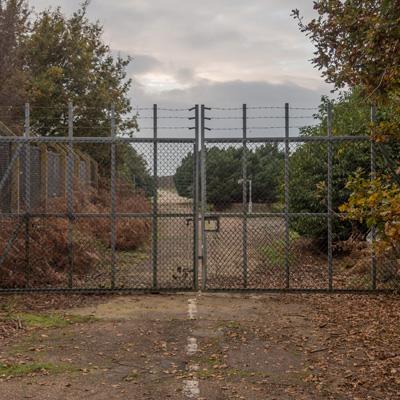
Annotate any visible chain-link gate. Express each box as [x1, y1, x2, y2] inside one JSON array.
[[0, 104, 199, 292], [199, 104, 399, 292], [0, 103, 398, 292]]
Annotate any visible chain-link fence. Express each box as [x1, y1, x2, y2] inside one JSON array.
[[0, 104, 198, 292], [200, 104, 399, 292], [0, 103, 398, 292]]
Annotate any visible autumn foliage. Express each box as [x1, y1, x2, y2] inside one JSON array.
[[294, 0, 400, 261], [0, 181, 151, 288], [339, 172, 400, 257]]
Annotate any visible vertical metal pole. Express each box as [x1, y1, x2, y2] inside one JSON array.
[[67, 101, 74, 288], [24, 103, 30, 287], [284, 103, 290, 288], [152, 104, 158, 289], [327, 102, 333, 291], [248, 180, 252, 214], [200, 105, 208, 290], [110, 105, 117, 289], [370, 104, 377, 290], [193, 105, 200, 290], [242, 104, 248, 288]]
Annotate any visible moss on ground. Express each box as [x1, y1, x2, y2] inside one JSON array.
[[10, 313, 95, 329], [0, 362, 75, 377]]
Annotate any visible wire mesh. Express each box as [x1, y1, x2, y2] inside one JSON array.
[[115, 217, 153, 289], [205, 216, 244, 289], [0, 103, 399, 292], [0, 117, 200, 291], [47, 151, 62, 198], [72, 217, 112, 289], [201, 104, 398, 292], [19, 146, 42, 211], [0, 143, 12, 212], [246, 217, 288, 289], [157, 142, 195, 215]]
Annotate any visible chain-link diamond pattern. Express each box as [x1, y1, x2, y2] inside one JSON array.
[[1, 103, 399, 293]]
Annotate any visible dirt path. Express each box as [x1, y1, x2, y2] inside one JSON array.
[[0, 294, 399, 399]]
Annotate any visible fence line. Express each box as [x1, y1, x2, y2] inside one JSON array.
[[0, 120, 98, 213], [0, 102, 398, 293]]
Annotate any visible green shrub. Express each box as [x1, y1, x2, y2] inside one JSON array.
[[175, 144, 284, 209], [289, 93, 371, 243]]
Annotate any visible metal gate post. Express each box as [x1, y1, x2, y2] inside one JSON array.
[[152, 104, 158, 289], [370, 104, 377, 289], [242, 104, 248, 288], [67, 102, 74, 288], [284, 103, 290, 288], [193, 105, 200, 290], [24, 103, 31, 287], [110, 105, 117, 289], [200, 105, 208, 290], [327, 102, 333, 290]]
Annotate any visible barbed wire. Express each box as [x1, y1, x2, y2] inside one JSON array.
[[208, 115, 317, 120], [133, 107, 190, 112], [290, 107, 319, 110], [138, 126, 192, 130], [134, 116, 191, 120], [208, 125, 320, 131], [210, 106, 285, 111]]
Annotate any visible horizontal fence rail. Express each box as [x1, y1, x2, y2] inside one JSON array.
[[0, 103, 199, 293], [0, 102, 398, 293], [199, 103, 399, 293]]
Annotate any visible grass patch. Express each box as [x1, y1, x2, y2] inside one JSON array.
[[123, 370, 140, 382], [0, 362, 75, 377], [117, 248, 149, 264], [197, 369, 215, 379], [226, 368, 268, 378], [259, 231, 300, 268], [205, 357, 221, 367], [224, 321, 241, 330], [12, 313, 95, 329]]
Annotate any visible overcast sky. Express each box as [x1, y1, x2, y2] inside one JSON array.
[[31, 0, 332, 111]]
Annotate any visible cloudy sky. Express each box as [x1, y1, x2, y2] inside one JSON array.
[[31, 0, 332, 111]]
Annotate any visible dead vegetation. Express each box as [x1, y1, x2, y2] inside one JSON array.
[[0, 181, 151, 288], [303, 294, 400, 398]]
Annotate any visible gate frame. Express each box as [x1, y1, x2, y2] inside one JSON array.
[[0, 102, 395, 294], [0, 103, 200, 293], [199, 103, 385, 293]]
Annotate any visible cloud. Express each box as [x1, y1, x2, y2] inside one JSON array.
[[31, 0, 331, 110], [128, 54, 162, 75], [132, 78, 327, 108]]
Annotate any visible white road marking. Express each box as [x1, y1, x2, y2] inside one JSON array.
[[188, 298, 197, 320], [184, 297, 200, 399], [183, 380, 200, 398], [187, 337, 198, 355]]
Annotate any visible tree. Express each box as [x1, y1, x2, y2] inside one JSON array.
[[175, 145, 284, 209], [174, 151, 195, 199], [293, 0, 400, 255], [248, 144, 285, 203], [0, 0, 30, 128], [289, 93, 371, 243], [21, 2, 137, 173], [119, 145, 153, 196], [292, 1, 400, 99], [0, 1, 151, 193]]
